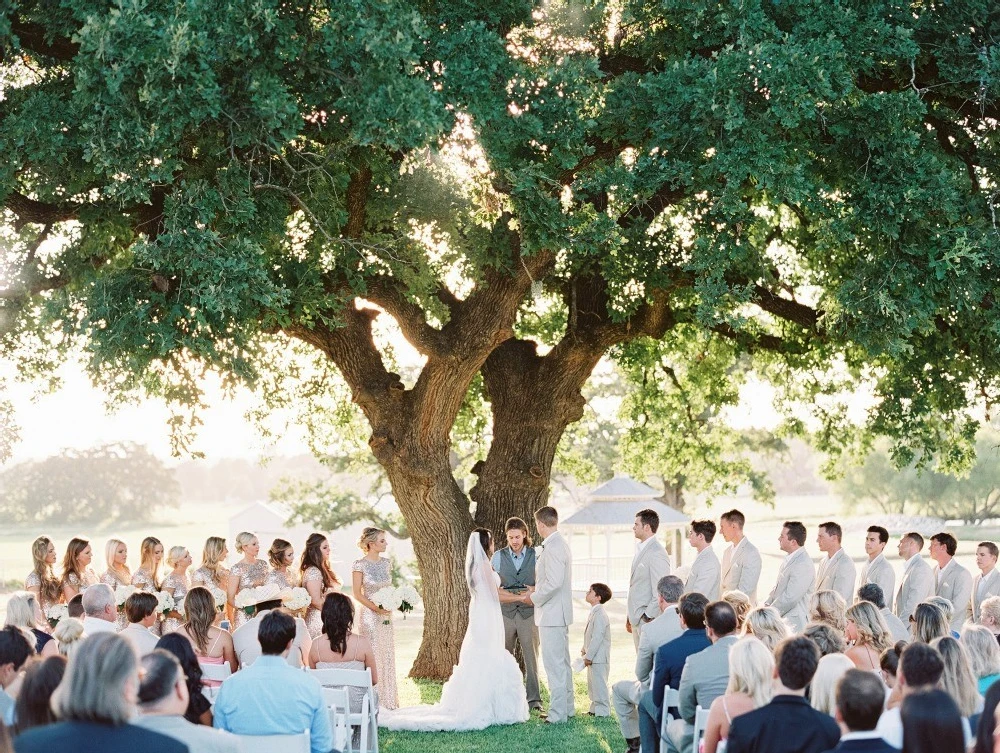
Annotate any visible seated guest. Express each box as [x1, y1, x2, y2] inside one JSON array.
[[233, 587, 310, 668], [822, 668, 898, 753], [722, 591, 752, 633], [726, 636, 841, 753], [973, 682, 1000, 753], [803, 623, 848, 657], [809, 590, 848, 635], [3, 593, 56, 658], [66, 595, 84, 620], [926, 596, 961, 639], [881, 642, 906, 709], [51, 618, 85, 659], [901, 689, 965, 753], [13, 656, 65, 733], [979, 596, 1000, 643], [12, 633, 186, 753], [613, 575, 685, 753], [155, 633, 213, 726], [702, 637, 773, 753], [637, 593, 711, 753], [666, 601, 741, 753], [213, 611, 332, 753], [136, 650, 242, 753], [742, 606, 790, 653], [177, 587, 237, 682], [845, 602, 893, 671], [120, 593, 160, 658], [911, 602, 949, 643], [962, 625, 1000, 693], [876, 642, 952, 747], [857, 584, 910, 643], [930, 636, 982, 719], [810, 653, 856, 717], [79, 584, 117, 635], [0, 627, 35, 726]]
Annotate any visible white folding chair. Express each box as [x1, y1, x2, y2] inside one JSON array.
[[691, 705, 711, 753], [659, 688, 680, 753], [308, 667, 378, 753], [322, 687, 352, 753], [235, 731, 310, 753], [201, 685, 220, 705], [199, 662, 232, 683]]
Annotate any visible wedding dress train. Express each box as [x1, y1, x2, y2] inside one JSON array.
[[379, 534, 530, 731]]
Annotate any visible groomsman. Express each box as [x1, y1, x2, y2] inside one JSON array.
[[765, 521, 815, 632], [492, 516, 542, 711], [685, 520, 721, 600], [858, 526, 895, 603], [970, 541, 1000, 622], [815, 522, 856, 603], [627, 509, 672, 649], [719, 509, 762, 603], [929, 531, 973, 634], [895, 532, 934, 622]]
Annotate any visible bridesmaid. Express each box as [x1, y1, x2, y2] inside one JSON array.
[[162, 545, 192, 634], [100, 538, 132, 631], [25, 536, 61, 621], [266, 539, 298, 589], [133, 536, 164, 635], [352, 527, 398, 709], [60, 537, 97, 602], [191, 536, 230, 590], [300, 532, 341, 639], [227, 532, 268, 630]]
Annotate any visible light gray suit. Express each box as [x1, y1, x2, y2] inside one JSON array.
[[686, 547, 721, 601], [882, 607, 910, 642], [815, 548, 857, 604], [530, 529, 574, 722], [583, 603, 611, 716], [136, 714, 243, 753], [895, 555, 935, 621], [666, 634, 739, 753], [970, 569, 1000, 622], [628, 537, 671, 649], [720, 537, 763, 603], [765, 547, 816, 633], [858, 553, 896, 606], [935, 557, 974, 634]]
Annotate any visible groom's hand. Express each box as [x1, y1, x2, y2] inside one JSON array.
[[625, 618, 632, 634]]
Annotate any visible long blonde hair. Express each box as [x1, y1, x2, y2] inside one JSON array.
[[726, 637, 774, 708], [200, 537, 228, 583], [742, 607, 790, 653], [30, 536, 61, 605], [4, 591, 42, 630], [139, 536, 163, 590], [961, 624, 1000, 679], [810, 653, 856, 716], [722, 591, 752, 632], [104, 539, 130, 578], [846, 601, 893, 653], [809, 590, 847, 634], [931, 636, 982, 717]]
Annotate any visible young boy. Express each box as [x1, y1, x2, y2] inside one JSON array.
[[582, 582, 612, 716]]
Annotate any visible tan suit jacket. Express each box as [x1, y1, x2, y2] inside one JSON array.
[[531, 530, 574, 627], [970, 568, 1000, 622], [935, 558, 973, 634], [627, 537, 671, 624], [895, 555, 934, 621], [583, 604, 611, 664], [815, 548, 857, 603], [720, 538, 762, 603], [765, 547, 815, 633]]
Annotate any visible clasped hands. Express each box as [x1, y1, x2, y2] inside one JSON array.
[[503, 585, 535, 603]]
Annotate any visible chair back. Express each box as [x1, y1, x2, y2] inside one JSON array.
[[199, 662, 232, 683], [308, 667, 377, 753], [322, 687, 351, 753], [235, 731, 310, 753], [692, 705, 711, 753], [309, 666, 373, 691], [658, 688, 681, 753]]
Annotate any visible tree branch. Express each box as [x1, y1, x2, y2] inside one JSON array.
[[364, 276, 448, 357], [8, 19, 80, 61]]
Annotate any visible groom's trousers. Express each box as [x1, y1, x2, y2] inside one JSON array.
[[504, 612, 541, 708], [539, 625, 574, 722]]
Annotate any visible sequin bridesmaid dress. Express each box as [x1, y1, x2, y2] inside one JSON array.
[[353, 557, 398, 710]]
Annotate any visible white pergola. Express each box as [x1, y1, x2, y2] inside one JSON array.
[[563, 474, 689, 594]]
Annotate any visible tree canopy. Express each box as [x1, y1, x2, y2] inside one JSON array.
[[3, 0, 998, 676]]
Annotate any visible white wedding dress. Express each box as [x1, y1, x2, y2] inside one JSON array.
[[380, 534, 530, 731]]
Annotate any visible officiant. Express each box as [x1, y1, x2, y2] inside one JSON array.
[[492, 517, 543, 712]]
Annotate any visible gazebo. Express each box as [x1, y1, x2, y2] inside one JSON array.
[[563, 474, 689, 593]]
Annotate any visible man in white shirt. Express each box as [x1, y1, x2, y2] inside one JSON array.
[[121, 592, 162, 657], [895, 532, 934, 622], [815, 521, 856, 603], [930, 531, 973, 634], [627, 509, 672, 649], [857, 526, 895, 605], [970, 541, 1000, 622], [81, 584, 119, 635], [685, 520, 721, 601], [765, 521, 816, 633], [719, 509, 762, 603]]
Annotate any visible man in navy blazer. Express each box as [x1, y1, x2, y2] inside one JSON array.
[[637, 592, 711, 753], [727, 636, 840, 753], [821, 669, 900, 753]]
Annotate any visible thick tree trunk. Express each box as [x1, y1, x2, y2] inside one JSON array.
[[660, 477, 685, 511]]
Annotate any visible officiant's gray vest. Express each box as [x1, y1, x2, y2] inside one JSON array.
[[496, 546, 536, 620]]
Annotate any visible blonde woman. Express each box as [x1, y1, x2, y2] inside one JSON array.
[[931, 635, 983, 717], [912, 601, 950, 643], [808, 590, 847, 634], [52, 617, 86, 658], [191, 536, 230, 591], [4, 592, 58, 657], [178, 587, 237, 683], [60, 537, 97, 601], [927, 595, 959, 637], [100, 539, 132, 630], [266, 538, 298, 589], [809, 653, 856, 715], [742, 607, 790, 653], [352, 527, 398, 709], [227, 532, 268, 630], [161, 546, 192, 634], [844, 601, 892, 671], [979, 595, 1000, 639], [722, 590, 752, 633], [132, 536, 164, 592], [702, 637, 773, 753], [961, 624, 1000, 693], [25, 536, 61, 619]]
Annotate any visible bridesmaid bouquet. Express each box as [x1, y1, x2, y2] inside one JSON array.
[[46, 604, 68, 629], [235, 584, 281, 617], [280, 587, 311, 611], [372, 585, 421, 624], [155, 591, 176, 618], [115, 585, 137, 613], [209, 586, 227, 612]]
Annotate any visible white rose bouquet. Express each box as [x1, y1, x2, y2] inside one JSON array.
[[235, 584, 281, 617], [155, 591, 175, 617], [46, 604, 68, 629], [115, 585, 137, 612], [280, 587, 311, 612], [398, 584, 420, 619], [372, 586, 402, 625], [209, 586, 227, 612]]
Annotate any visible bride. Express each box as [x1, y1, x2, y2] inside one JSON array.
[[380, 528, 530, 731]]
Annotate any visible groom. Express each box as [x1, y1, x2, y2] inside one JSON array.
[[527, 505, 574, 724]]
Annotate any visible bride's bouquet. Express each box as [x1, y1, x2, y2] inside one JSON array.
[[46, 604, 68, 629], [114, 585, 137, 613], [372, 584, 420, 625]]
